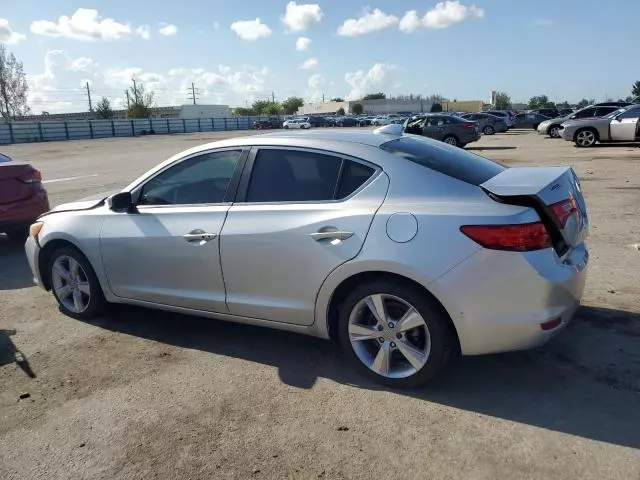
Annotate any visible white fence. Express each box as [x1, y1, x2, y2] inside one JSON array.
[[0, 116, 273, 145]]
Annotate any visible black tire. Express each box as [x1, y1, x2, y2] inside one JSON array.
[[49, 246, 107, 320], [482, 125, 495, 135], [5, 225, 29, 243], [532, 123, 540, 131], [337, 280, 455, 388], [548, 125, 561, 138], [442, 135, 458, 147], [283, 125, 289, 129]]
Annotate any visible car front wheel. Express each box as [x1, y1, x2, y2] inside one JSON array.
[[548, 125, 561, 138], [338, 281, 454, 388], [49, 246, 106, 319]]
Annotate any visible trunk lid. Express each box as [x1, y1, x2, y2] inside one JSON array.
[[481, 166, 588, 252], [0, 162, 33, 204]]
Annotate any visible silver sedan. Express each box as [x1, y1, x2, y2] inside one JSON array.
[[560, 105, 640, 147], [24, 125, 589, 387]]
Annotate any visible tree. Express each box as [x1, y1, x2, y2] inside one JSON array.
[[336, 107, 345, 116], [494, 91, 511, 110], [93, 97, 114, 119], [632, 81, 640, 98], [430, 103, 443, 113], [330, 97, 344, 102], [233, 107, 254, 116], [576, 98, 590, 108], [265, 103, 281, 115], [528, 95, 555, 109], [127, 82, 155, 118], [0, 45, 29, 120], [281, 96, 304, 115], [351, 103, 363, 115], [362, 92, 386, 101]]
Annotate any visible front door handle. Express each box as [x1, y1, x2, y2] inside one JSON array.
[[309, 230, 354, 241], [183, 229, 217, 244]]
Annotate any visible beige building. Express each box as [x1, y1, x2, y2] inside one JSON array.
[[296, 99, 483, 116]]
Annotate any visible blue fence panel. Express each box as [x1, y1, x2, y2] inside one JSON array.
[[0, 116, 281, 145]]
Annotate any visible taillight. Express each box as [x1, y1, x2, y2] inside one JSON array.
[[18, 168, 42, 184], [550, 198, 578, 227], [462, 123, 476, 129], [460, 222, 552, 252]]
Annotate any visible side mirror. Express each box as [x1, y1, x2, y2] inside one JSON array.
[[107, 192, 133, 212]]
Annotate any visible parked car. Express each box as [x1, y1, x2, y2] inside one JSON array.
[[484, 110, 515, 128], [24, 128, 589, 387], [335, 116, 359, 127], [404, 114, 481, 147], [371, 116, 391, 126], [307, 116, 333, 128], [252, 117, 282, 129], [460, 113, 508, 135], [0, 153, 50, 242], [358, 116, 376, 126], [559, 104, 640, 147], [529, 108, 560, 119], [537, 105, 619, 138], [514, 112, 551, 130], [283, 119, 311, 129], [593, 101, 633, 108]]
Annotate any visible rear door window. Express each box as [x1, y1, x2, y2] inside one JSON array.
[[595, 106, 618, 117], [0, 153, 12, 162], [380, 136, 505, 186]]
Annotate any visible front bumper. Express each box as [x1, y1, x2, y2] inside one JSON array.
[[559, 126, 575, 141], [436, 244, 589, 356], [25, 234, 45, 288]]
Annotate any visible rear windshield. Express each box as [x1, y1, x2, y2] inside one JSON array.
[[0, 153, 11, 162], [380, 136, 506, 186]]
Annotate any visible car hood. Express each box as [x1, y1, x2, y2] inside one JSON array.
[[43, 190, 117, 216]]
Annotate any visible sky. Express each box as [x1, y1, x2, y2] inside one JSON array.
[[1, 0, 639, 114]]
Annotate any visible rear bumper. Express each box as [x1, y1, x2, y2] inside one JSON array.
[[0, 191, 49, 232], [435, 244, 588, 356]]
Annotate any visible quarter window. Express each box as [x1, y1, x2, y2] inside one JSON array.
[[139, 150, 241, 206]]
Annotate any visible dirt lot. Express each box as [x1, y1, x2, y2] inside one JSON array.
[[1, 130, 639, 480]]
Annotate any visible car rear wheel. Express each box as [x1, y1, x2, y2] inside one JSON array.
[[442, 135, 458, 146], [482, 125, 495, 135], [338, 281, 454, 388], [283, 125, 289, 129], [548, 125, 561, 138], [49, 246, 106, 320], [575, 129, 597, 147]]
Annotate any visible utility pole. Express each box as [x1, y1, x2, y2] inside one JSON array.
[[132, 78, 139, 103], [271, 91, 275, 103], [85, 82, 93, 111], [322, 94, 324, 103], [125, 90, 131, 109], [187, 82, 199, 105]]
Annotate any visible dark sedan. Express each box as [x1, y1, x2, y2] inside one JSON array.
[[0, 153, 50, 241], [404, 114, 481, 148], [335, 116, 359, 127]]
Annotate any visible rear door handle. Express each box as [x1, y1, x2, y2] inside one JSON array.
[[183, 229, 217, 243], [309, 230, 354, 241]]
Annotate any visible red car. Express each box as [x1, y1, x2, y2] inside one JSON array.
[[0, 153, 49, 242]]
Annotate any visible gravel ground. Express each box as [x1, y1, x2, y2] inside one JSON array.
[[1, 130, 639, 480]]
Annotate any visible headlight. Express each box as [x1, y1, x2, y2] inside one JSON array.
[[29, 221, 44, 238]]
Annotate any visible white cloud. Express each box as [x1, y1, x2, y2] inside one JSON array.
[[69, 57, 96, 72], [159, 23, 178, 36], [300, 57, 318, 70], [423, 1, 484, 29], [230, 18, 272, 41], [308, 73, 325, 102], [282, 2, 324, 32], [345, 63, 396, 100], [532, 18, 554, 27], [136, 25, 150, 39], [0, 18, 26, 44], [337, 9, 398, 37], [30, 8, 135, 40], [26, 50, 274, 114], [296, 36, 312, 51], [399, 11, 422, 33]]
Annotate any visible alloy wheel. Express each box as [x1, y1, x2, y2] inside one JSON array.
[[444, 136, 458, 146], [576, 130, 596, 147], [51, 255, 91, 313], [550, 126, 560, 138], [348, 294, 431, 379]]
